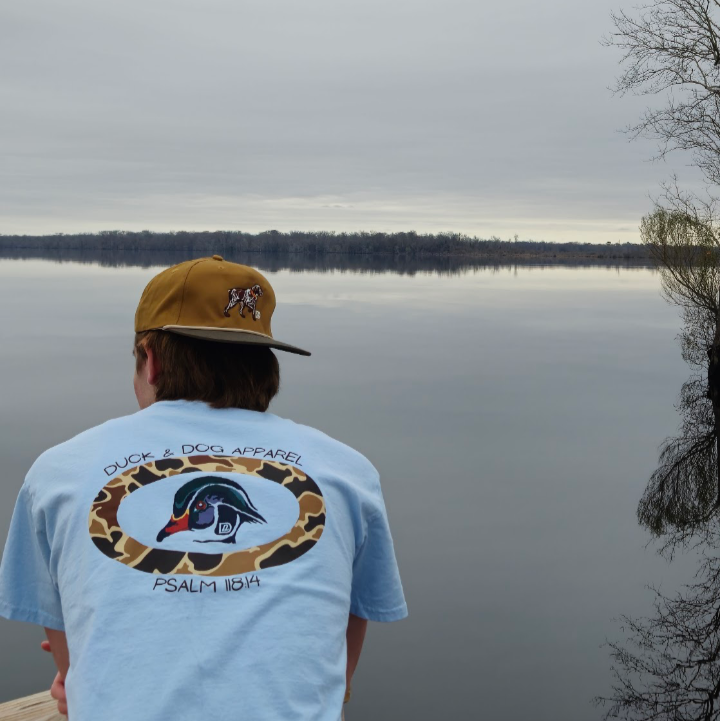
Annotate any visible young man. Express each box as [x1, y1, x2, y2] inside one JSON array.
[[0, 256, 407, 720]]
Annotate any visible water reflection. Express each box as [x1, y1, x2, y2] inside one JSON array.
[[599, 340, 720, 718], [0, 247, 653, 275], [0, 258, 686, 721], [600, 232, 720, 718]]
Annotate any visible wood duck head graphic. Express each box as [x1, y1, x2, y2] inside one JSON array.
[[156, 476, 266, 545]]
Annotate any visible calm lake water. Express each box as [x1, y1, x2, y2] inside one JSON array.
[[0, 256, 696, 720]]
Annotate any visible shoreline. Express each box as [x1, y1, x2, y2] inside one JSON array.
[[0, 231, 653, 264]]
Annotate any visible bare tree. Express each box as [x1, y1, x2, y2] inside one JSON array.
[[599, 4, 720, 719], [599, 205, 720, 721], [605, 0, 720, 186], [635, 207, 720, 544]]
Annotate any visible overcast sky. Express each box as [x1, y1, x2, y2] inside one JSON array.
[[0, 0, 706, 242]]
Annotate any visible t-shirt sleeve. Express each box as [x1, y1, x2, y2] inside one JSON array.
[[350, 492, 408, 623], [0, 485, 64, 631]]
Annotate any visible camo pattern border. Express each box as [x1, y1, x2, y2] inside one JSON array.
[[88, 455, 325, 576]]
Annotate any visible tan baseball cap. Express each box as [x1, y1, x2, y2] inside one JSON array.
[[134, 255, 310, 356]]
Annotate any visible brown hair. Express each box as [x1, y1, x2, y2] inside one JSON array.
[[134, 331, 280, 411]]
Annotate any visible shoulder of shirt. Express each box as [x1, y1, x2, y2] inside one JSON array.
[[24, 409, 143, 482], [273, 415, 380, 481]]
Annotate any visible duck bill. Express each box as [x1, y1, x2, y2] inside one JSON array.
[[156, 514, 189, 542]]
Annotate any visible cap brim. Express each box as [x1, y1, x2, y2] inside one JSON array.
[[160, 325, 311, 356]]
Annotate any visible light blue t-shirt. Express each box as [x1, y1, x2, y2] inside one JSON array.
[[0, 400, 407, 721]]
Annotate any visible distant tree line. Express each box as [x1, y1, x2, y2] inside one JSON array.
[[0, 230, 652, 260]]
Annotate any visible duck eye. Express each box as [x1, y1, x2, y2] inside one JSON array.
[[196, 500, 207, 510]]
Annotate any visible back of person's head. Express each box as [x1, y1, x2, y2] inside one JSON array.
[[133, 256, 310, 411], [134, 331, 280, 411]]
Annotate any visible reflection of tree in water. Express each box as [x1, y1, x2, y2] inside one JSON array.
[[639, 303, 719, 543], [599, 0, 720, 706], [0, 247, 651, 277], [600, 209, 720, 719], [604, 542, 720, 720]]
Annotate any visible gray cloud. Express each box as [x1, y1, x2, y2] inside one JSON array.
[[0, 0, 706, 240]]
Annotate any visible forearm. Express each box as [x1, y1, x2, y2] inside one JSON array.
[[44, 628, 70, 677]]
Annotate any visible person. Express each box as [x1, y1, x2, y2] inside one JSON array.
[[0, 256, 407, 720]]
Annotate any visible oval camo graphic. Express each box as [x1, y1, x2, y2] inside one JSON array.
[[88, 455, 325, 576]]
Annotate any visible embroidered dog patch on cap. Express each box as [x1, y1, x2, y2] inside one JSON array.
[[224, 285, 263, 320]]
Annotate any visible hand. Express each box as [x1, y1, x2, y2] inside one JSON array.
[[40, 640, 68, 716]]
